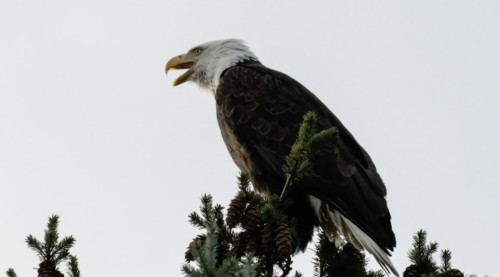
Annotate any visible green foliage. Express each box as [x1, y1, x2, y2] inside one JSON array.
[[182, 217, 241, 277], [313, 230, 384, 277], [281, 111, 337, 198], [183, 193, 257, 277], [184, 176, 305, 277], [230, 176, 298, 276], [4, 214, 81, 277], [439, 249, 452, 273], [26, 214, 75, 266], [5, 269, 16, 277], [188, 195, 224, 230], [407, 230, 439, 275], [67, 255, 81, 277], [403, 230, 475, 277], [185, 173, 400, 277]]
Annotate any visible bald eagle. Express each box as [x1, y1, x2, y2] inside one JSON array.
[[166, 39, 398, 276]]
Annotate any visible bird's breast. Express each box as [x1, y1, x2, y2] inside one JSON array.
[[216, 110, 257, 177]]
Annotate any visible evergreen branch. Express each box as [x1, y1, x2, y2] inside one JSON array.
[[407, 230, 439, 275], [425, 242, 438, 257], [313, 230, 372, 277], [283, 112, 316, 181], [43, 215, 61, 260], [237, 173, 251, 191], [67, 255, 81, 277], [217, 257, 240, 276], [189, 194, 224, 230], [281, 111, 338, 199], [238, 257, 258, 277], [5, 268, 17, 277], [54, 248, 71, 264], [183, 215, 241, 277], [277, 257, 293, 277], [43, 229, 58, 257], [309, 127, 337, 154], [57, 236, 76, 249], [26, 235, 44, 258], [440, 249, 452, 273], [182, 264, 203, 277], [188, 212, 206, 229], [297, 111, 318, 142], [200, 194, 215, 225], [54, 236, 76, 263], [214, 204, 226, 228], [198, 222, 218, 274], [46, 214, 60, 230], [408, 230, 427, 263], [26, 214, 77, 277]]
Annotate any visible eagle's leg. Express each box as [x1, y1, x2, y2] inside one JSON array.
[[280, 174, 292, 200]]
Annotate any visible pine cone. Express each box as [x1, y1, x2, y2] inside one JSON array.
[[403, 265, 419, 277], [185, 234, 206, 261], [244, 216, 262, 254], [231, 231, 246, 258], [38, 261, 64, 277], [342, 242, 364, 265], [185, 249, 194, 262], [226, 194, 247, 228], [275, 223, 293, 257], [242, 203, 260, 234], [260, 224, 275, 255], [438, 269, 464, 277], [246, 234, 259, 254]]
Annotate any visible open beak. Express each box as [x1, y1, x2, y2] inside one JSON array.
[[165, 54, 196, 86]]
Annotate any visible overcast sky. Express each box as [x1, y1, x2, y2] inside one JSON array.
[[1, 1, 499, 276]]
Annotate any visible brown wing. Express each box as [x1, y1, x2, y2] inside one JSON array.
[[215, 61, 396, 252]]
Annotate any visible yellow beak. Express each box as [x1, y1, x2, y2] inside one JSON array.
[[165, 54, 196, 86]]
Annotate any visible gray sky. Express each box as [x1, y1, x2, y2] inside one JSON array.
[[1, 1, 499, 276]]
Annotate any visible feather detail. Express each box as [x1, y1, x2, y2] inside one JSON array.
[[308, 195, 400, 276], [189, 39, 258, 93]]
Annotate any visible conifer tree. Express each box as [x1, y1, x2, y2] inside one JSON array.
[[26, 214, 76, 277], [5, 215, 82, 277], [182, 194, 249, 277], [403, 229, 438, 277]]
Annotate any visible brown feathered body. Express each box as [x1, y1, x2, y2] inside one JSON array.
[[215, 60, 396, 259]]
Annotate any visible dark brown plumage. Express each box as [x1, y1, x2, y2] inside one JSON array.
[[216, 61, 395, 254]]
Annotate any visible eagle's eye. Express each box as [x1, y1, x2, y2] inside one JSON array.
[[194, 48, 202, 55]]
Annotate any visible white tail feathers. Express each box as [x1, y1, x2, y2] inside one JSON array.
[[308, 195, 400, 277]]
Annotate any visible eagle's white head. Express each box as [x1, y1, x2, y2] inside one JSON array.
[[165, 39, 258, 93]]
